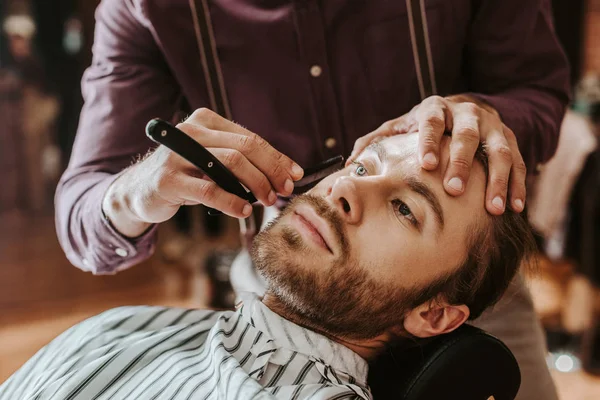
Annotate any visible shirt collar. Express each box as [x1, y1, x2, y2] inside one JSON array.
[[236, 292, 369, 382]]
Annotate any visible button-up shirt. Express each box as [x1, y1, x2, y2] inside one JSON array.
[[55, 0, 570, 274], [0, 294, 370, 400]]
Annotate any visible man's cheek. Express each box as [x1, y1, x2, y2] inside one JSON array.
[[353, 229, 413, 280]]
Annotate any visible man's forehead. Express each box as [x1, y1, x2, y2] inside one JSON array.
[[364, 134, 424, 168], [361, 133, 488, 225], [366, 133, 487, 175]]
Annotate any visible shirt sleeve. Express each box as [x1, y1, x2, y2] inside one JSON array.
[[464, 0, 571, 170], [55, 0, 183, 274]]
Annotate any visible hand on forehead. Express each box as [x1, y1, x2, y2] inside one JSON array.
[[355, 132, 489, 242], [362, 133, 488, 200]]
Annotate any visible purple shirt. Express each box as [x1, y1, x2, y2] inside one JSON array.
[[56, 0, 570, 274]]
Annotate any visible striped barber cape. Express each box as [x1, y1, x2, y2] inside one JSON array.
[[0, 293, 371, 400]]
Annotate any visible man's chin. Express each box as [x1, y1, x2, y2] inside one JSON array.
[[252, 224, 325, 272]]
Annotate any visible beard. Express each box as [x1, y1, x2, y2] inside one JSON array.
[[250, 194, 423, 340]]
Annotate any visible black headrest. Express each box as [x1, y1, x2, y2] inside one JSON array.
[[367, 324, 521, 400]]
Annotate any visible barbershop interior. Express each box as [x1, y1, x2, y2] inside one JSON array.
[[1, 0, 600, 399]]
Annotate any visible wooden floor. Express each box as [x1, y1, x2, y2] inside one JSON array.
[[1, 210, 600, 399]]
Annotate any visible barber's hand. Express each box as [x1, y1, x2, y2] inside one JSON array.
[[103, 108, 304, 237], [348, 95, 526, 215]]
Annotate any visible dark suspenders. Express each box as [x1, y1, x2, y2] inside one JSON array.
[[189, 0, 262, 245], [189, 0, 437, 111], [187, 0, 436, 244], [189, 0, 232, 119], [406, 0, 438, 100]]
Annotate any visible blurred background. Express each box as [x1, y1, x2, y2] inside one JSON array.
[[0, 0, 599, 398]]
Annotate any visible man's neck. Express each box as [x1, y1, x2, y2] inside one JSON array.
[[261, 293, 389, 361]]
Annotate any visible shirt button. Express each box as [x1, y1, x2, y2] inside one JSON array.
[[115, 248, 128, 257], [325, 137, 337, 149], [310, 65, 322, 77]]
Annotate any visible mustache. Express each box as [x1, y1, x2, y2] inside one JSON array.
[[285, 194, 348, 252]]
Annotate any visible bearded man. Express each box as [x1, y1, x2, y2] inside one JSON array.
[[0, 132, 534, 400]]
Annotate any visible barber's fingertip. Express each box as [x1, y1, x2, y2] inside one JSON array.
[[242, 204, 253, 217], [422, 152, 438, 168], [291, 163, 304, 179], [513, 199, 524, 212], [268, 190, 277, 204], [284, 179, 294, 194], [492, 196, 505, 211], [447, 177, 463, 193]]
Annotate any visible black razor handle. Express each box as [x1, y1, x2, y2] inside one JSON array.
[[146, 119, 257, 208]]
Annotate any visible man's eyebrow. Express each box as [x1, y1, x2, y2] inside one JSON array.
[[405, 176, 445, 231], [365, 141, 445, 230]]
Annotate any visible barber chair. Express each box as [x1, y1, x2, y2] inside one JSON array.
[[368, 324, 520, 400]]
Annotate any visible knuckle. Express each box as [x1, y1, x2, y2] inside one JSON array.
[[257, 176, 272, 196], [503, 126, 516, 140], [270, 161, 285, 180], [421, 135, 439, 148], [223, 149, 244, 169], [426, 115, 445, 131], [240, 134, 267, 155], [428, 95, 444, 105], [226, 194, 240, 211], [457, 126, 480, 143], [275, 150, 288, 163], [491, 144, 513, 163], [354, 137, 368, 149], [268, 151, 290, 178], [177, 122, 203, 140], [198, 181, 217, 200], [451, 157, 472, 173], [461, 102, 480, 115], [491, 174, 509, 189], [255, 135, 271, 151], [237, 134, 254, 153], [514, 160, 527, 175], [191, 107, 213, 120], [387, 116, 403, 127]]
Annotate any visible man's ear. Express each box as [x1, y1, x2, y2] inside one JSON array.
[[403, 300, 470, 338]]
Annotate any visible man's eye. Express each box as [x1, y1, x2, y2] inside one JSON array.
[[392, 199, 418, 227], [352, 162, 368, 176]]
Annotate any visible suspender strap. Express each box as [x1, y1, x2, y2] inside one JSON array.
[[406, 0, 438, 99], [189, 0, 233, 119], [188, 1, 438, 242], [189, 0, 262, 245], [190, 1, 436, 110]]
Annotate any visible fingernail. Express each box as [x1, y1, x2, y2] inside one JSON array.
[[268, 190, 277, 204], [492, 196, 504, 210], [284, 179, 294, 194], [514, 199, 524, 211], [243, 204, 252, 216], [423, 152, 437, 166], [448, 177, 463, 192], [291, 163, 304, 178]]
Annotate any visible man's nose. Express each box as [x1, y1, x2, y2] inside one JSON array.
[[326, 176, 363, 225]]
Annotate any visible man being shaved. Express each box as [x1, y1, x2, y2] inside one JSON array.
[[0, 132, 534, 399]]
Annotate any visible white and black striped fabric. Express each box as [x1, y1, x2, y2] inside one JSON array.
[[0, 293, 371, 399]]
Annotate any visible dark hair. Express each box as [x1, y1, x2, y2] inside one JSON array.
[[443, 206, 536, 319], [403, 144, 537, 320]]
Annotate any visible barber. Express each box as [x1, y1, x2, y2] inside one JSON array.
[[56, 1, 569, 399]]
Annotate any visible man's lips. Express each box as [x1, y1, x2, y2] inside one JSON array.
[[292, 205, 336, 254]]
